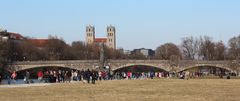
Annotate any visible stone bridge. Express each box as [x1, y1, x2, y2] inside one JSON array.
[[8, 60, 239, 73]]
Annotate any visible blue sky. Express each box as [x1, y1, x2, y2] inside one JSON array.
[[1, 0, 240, 50]]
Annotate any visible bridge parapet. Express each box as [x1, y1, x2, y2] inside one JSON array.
[[9, 60, 235, 72], [108, 59, 168, 63], [10, 60, 100, 71], [180, 60, 229, 64], [179, 60, 230, 67], [11, 60, 99, 65]]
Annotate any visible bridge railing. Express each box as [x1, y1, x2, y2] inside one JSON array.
[[10, 59, 232, 65], [108, 59, 169, 63], [108, 60, 230, 64], [11, 60, 99, 65], [180, 60, 230, 64]]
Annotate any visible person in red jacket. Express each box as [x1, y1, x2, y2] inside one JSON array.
[[11, 71, 17, 84], [127, 71, 131, 79], [37, 70, 43, 82]]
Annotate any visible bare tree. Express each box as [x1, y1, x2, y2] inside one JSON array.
[[214, 41, 226, 60], [129, 51, 146, 60], [71, 41, 102, 60], [71, 41, 87, 60], [181, 36, 200, 60], [0, 41, 9, 70], [228, 35, 240, 60], [199, 36, 215, 60], [155, 43, 181, 60], [104, 48, 126, 59], [46, 35, 68, 60]]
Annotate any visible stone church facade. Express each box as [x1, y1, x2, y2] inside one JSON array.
[[86, 25, 116, 49]]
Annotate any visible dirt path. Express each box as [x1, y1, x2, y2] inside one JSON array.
[[0, 83, 51, 88]]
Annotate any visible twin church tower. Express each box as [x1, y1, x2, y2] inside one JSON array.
[[86, 25, 116, 49]]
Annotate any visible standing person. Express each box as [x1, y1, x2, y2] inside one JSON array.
[[102, 71, 106, 80], [49, 70, 54, 83], [109, 70, 113, 80], [11, 71, 17, 84], [64, 71, 68, 83], [0, 72, 2, 84], [185, 71, 190, 80], [77, 70, 81, 81], [44, 71, 50, 83], [66, 70, 72, 83], [53, 70, 57, 83], [82, 70, 87, 83], [80, 69, 85, 82], [127, 71, 131, 79], [150, 71, 154, 79], [123, 72, 126, 79], [37, 70, 43, 83], [91, 70, 96, 84], [73, 70, 78, 81], [7, 75, 11, 85], [71, 70, 74, 81], [58, 70, 62, 83], [61, 70, 65, 83], [25, 71, 30, 84], [86, 69, 91, 83], [98, 71, 102, 81]]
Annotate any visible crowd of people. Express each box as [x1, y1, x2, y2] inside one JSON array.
[[114, 71, 170, 80], [32, 69, 99, 84], [1, 69, 171, 85], [0, 69, 99, 85], [0, 68, 236, 85], [0, 70, 18, 85]]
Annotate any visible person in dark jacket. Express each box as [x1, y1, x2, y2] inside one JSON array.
[[86, 69, 91, 83], [66, 70, 72, 83], [25, 71, 30, 84], [91, 70, 97, 84], [0, 72, 2, 83]]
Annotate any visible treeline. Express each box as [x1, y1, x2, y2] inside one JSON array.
[[0, 35, 240, 66], [155, 35, 240, 60], [0, 35, 127, 63]]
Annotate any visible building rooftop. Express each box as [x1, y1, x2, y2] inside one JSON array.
[[95, 38, 107, 43], [8, 32, 25, 40], [27, 39, 49, 47]]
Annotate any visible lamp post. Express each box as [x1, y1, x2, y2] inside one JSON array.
[[100, 42, 105, 71], [237, 55, 240, 76]]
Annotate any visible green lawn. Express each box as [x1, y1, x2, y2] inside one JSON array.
[[0, 79, 240, 101]]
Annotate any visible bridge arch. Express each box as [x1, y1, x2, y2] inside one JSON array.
[[16, 66, 80, 72], [15, 65, 80, 79], [112, 63, 169, 72], [181, 64, 232, 72], [12, 64, 85, 72], [179, 64, 233, 75]]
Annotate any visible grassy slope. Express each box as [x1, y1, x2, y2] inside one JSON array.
[[0, 79, 240, 101]]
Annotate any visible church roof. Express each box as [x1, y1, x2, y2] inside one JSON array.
[[95, 38, 107, 43]]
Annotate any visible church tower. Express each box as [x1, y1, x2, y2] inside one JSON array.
[[86, 25, 95, 44], [106, 25, 116, 49]]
